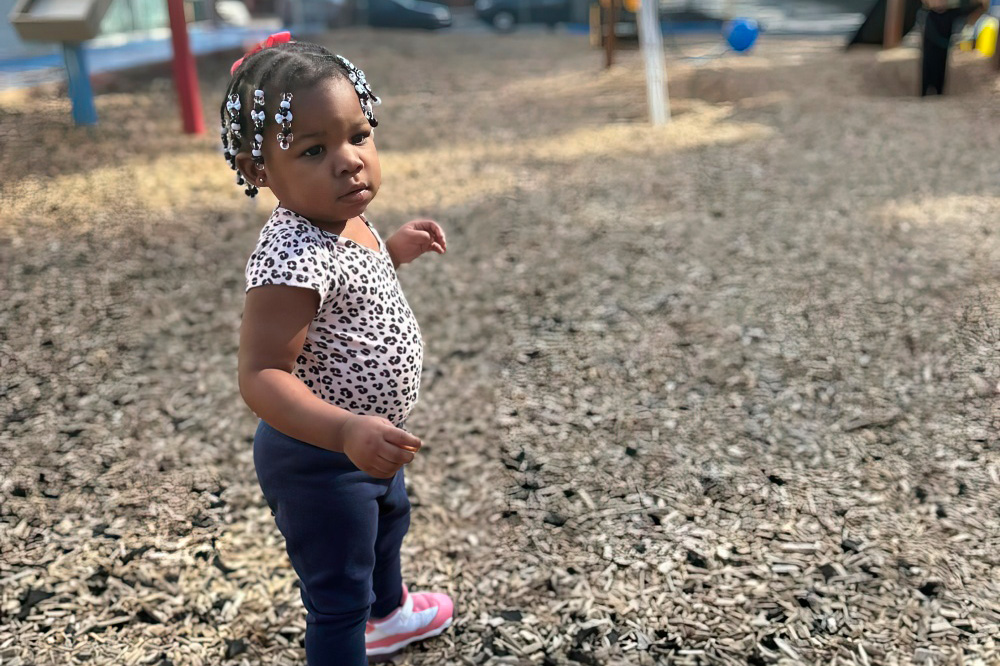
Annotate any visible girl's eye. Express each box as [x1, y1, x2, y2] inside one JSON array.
[[303, 145, 324, 157], [351, 132, 371, 146]]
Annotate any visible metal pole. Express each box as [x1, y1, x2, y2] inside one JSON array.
[[638, 0, 669, 124], [62, 42, 98, 126], [167, 0, 205, 134]]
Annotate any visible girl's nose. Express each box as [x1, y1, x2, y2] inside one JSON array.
[[334, 149, 363, 177]]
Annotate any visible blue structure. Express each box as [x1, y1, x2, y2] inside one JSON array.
[[2, 16, 281, 92], [61, 42, 98, 125], [1, 0, 169, 59]]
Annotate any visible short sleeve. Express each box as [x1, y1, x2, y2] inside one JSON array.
[[245, 223, 333, 304]]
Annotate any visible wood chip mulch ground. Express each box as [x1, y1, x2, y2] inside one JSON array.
[[2, 27, 1000, 666]]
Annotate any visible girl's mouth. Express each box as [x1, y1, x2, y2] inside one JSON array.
[[339, 187, 370, 203]]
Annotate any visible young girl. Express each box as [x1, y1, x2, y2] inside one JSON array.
[[221, 33, 454, 664]]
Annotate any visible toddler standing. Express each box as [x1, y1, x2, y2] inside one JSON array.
[[222, 33, 454, 664]]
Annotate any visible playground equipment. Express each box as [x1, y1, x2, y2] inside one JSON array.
[[167, 0, 205, 134], [850, 0, 999, 54], [847, 0, 920, 47], [664, 15, 758, 64], [590, 0, 757, 125], [974, 14, 998, 56], [637, 0, 668, 124], [723, 17, 758, 52], [9, 0, 114, 125], [8, 0, 204, 133]]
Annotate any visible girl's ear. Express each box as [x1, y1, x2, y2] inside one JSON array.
[[234, 153, 264, 186]]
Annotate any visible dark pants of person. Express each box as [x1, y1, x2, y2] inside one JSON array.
[[253, 420, 410, 666], [921, 7, 972, 96]]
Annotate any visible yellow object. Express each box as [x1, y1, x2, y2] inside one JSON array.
[[959, 25, 975, 50], [976, 16, 998, 58], [598, 0, 639, 11]]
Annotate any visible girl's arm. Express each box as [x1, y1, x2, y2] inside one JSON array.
[[239, 285, 346, 448], [238, 285, 421, 476], [386, 219, 447, 269]]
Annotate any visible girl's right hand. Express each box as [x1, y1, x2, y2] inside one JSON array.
[[339, 415, 422, 478]]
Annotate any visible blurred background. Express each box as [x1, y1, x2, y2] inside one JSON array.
[[1, 0, 879, 59]]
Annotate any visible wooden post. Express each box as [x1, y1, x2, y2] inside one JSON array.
[[590, 3, 603, 47], [883, 0, 905, 49], [604, 0, 619, 68], [992, 1, 1000, 70], [167, 0, 205, 135], [995, 20, 1000, 70]]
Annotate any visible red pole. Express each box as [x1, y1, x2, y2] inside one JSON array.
[[167, 0, 205, 134]]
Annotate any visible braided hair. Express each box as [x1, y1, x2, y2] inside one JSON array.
[[220, 41, 380, 198]]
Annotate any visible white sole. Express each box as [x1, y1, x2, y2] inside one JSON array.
[[366, 616, 454, 659]]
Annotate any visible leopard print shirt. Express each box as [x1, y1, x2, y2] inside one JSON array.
[[245, 206, 422, 427]]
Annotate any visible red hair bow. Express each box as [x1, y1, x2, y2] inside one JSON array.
[[231, 31, 292, 75]]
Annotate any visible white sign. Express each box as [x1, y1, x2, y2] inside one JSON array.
[[23, 0, 91, 20]]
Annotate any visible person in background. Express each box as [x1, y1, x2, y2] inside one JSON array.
[[921, 0, 989, 95]]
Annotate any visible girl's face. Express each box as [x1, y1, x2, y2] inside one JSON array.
[[241, 76, 381, 229]]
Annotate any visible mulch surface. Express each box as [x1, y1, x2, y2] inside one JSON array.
[[2, 27, 1000, 666]]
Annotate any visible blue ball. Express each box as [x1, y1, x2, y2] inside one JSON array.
[[725, 17, 759, 52]]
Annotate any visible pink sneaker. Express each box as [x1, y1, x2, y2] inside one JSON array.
[[366, 584, 454, 662]]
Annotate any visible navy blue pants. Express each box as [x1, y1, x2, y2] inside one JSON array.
[[921, 7, 974, 96], [253, 420, 411, 666]]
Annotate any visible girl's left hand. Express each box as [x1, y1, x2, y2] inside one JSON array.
[[387, 219, 447, 267]]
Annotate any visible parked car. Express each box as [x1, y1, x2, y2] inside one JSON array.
[[276, 0, 348, 28], [367, 0, 452, 29], [474, 0, 571, 31]]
